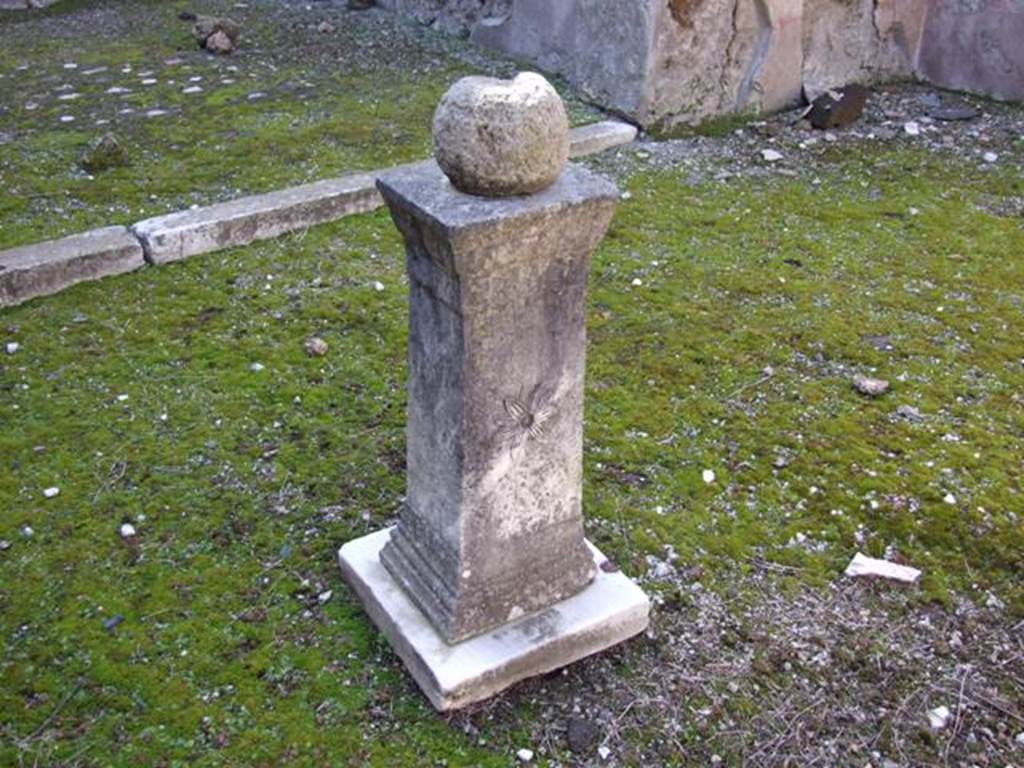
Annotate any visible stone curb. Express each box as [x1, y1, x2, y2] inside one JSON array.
[[0, 121, 636, 308], [0, 227, 145, 308]]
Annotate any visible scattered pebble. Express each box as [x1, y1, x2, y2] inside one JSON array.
[[119, 523, 137, 539], [982, 151, 998, 163], [702, 469, 716, 484], [943, 493, 957, 505], [182, 86, 203, 94], [102, 614, 125, 632], [304, 336, 329, 357], [904, 121, 921, 136], [761, 148, 783, 162], [21, 526, 34, 538], [853, 375, 889, 397], [317, 590, 333, 605], [927, 704, 951, 730], [249, 362, 265, 372], [371, 280, 385, 292], [631, 277, 643, 287], [5, 342, 19, 354], [515, 748, 534, 763], [0, 540, 10, 551], [43, 486, 60, 498], [598, 746, 612, 760]]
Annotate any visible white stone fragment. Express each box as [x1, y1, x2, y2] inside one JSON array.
[[982, 151, 998, 163], [928, 705, 951, 730], [371, 281, 385, 292], [598, 746, 612, 760], [943, 493, 957, 505], [317, 590, 333, 605], [515, 748, 534, 762], [903, 121, 921, 136], [249, 363, 265, 372], [761, 149, 783, 162], [702, 469, 716, 484], [119, 523, 137, 538], [5, 342, 19, 354], [43, 487, 60, 498], [844, 552, 921, 584]]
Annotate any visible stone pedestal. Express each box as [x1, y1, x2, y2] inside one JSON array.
[[338, 159, 649, 709]]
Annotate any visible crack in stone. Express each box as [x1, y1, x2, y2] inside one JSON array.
[[736, 0, 774, 108]]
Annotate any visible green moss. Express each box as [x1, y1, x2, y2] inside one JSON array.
[[0, 143, 1021, 763]]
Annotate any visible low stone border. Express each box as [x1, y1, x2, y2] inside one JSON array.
[[0, 227, 145, 308], [0, 121, 636, 308]]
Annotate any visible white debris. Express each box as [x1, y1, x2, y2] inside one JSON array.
[[904, 121, 921, 137], [1015, 732, 1024, 745], [598, 746, 612, 760], [43, 487, 60, 499], [631, 278, 643, 287], [21, 526, 34, 538], [515, 748, 534, 763], [5, 342, 19, 354], [844, 552, 921, 584], [943, 493, 957, 505], [371, 280, 385, 292], [761, 148, 783, 163], [927, 705, 951, 730], [982, 151, 998, 164], [249, 362, 265, 372], [702, 469, 716, 484], [317, 590, 333, 605], [119, 523, 137, 539]]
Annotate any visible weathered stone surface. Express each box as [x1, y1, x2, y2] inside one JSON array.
[[433, 73, 569, 197], [0, 227, 144, 308], [338, 528, 650, 710], [568, 120, 638, 159], [918, 0, 1024, 102], [81, 132, 128, 173], [375, 160, 618, 643], [132, 173, 380, 264]]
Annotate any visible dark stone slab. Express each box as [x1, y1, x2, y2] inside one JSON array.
[[808, 84, 869, 130]]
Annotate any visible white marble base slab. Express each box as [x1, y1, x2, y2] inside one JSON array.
[[338, 527, 650, 711]]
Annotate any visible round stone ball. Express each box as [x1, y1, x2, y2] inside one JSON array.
[[432, 72, 570, 198]]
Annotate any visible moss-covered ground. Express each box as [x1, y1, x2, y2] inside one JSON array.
[[0, 0, 601, 250], [1, 138, 1021, 764]]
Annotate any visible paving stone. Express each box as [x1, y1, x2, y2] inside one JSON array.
[[0, 226, 144, 308], [132, 173, 383, 264], [568, 120, 638, 158]]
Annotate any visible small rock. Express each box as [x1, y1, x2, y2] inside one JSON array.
[[598, 746, 612, 760], [853, 375, 889, 397], [0, 540, 11, 551], [567, 716, 600, 754], [43, 486, 60, 498], [317, 590, 333, 605], [903, 121, 921, 137], [249, 362, 265, 372], [119, 523, 137, 539], [943, 493, 957, 505], [102, 614, 125, 632], [928, 705, 951, 730], [304, 336, 329, 357], [761, 148, 783, 163], [982, 151, 998, 164], [515, 748, 534, 763], [1015, 732, 1024, 745], [895, 404, 923, 422], [702, 469, 716, 484], [81, 133, 128, 173], [5, 341, 19, 354], [205, 30, 235, 55], [21, 525, 34, 538], [317, 20, 335, 33]]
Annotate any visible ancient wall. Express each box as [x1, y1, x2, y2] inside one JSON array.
[[918, 0, 1024, 102], [377, 1, 1020, 126]]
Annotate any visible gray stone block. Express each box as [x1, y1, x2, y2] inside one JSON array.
[[569, 120, 638, 159], [339, 528, 650, 711], [0, 226, 144, 308], [132, 173, 381, 264], [375, 161, 620, 643]]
